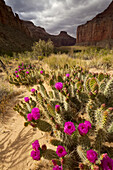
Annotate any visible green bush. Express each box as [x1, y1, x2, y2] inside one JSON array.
[[32, 39, 54, 59]]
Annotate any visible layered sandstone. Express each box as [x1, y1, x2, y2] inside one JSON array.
[[76, 1, 113, 48]]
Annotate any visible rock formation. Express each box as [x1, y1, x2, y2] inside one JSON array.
[[0, 0, 76, 53], [76, 1, 113, 48], [0, 0, 31, 37], [22, 21, 76, 46]]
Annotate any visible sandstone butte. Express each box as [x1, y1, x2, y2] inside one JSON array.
[[76, 1, 113, 48], [0, 0, 76, 53]]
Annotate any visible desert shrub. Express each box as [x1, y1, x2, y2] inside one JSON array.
[[32, 39, 54, 59], [14, 65, 113, 169]]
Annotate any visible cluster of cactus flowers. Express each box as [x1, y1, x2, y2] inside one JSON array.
[[9, 62, 46, 86], [14, 65, 113, 169]]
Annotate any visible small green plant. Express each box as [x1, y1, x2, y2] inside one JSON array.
[[32, 39, 54, 59]]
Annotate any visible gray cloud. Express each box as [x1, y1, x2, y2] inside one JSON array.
[[4, 0, 112, 37]]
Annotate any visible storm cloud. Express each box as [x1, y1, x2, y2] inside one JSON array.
[[4, 0, 112, 37]]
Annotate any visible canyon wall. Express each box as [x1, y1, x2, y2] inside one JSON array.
[[76, 1, 113, 48]]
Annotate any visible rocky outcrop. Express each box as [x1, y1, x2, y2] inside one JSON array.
[[0, 0, 76, 53], [76, 1, 113, 48], [22, 21, 76, 46], [0, 0, 31, 37]]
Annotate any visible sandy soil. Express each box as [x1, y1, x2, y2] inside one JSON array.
[[0, 82, 54, 170]]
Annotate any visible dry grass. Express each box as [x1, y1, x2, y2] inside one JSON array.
[[43, 53, 77, 69]]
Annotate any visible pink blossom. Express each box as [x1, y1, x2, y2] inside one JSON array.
[[31, 107, 40, 120], [78, 123, 88, 136], [32, 107, 40, 114], [32, 140, 40, 151], [66, 74, 70, 78], [101, 156, 113, 170], [18, 69, 21, 72], [24, 97, 30, 102], [56, 145, 67, 157], [64, 122, 76, 135], [40, 70, 43, 74], [55, 105, 60, 111], [26, 71, 29, 74], [16, 75, 19, 78], [18, 66, 20, 68], [31, 88, 36, 93], [32, 112, 40, 120], [86, 149, 98, 164], [84, 121, 92, 130], [15, 71, 18, 74], [31, 150, 40, 161], [53, 165, 63, 170], [27, 113, 33, 121], [55, 82, 63, 90]]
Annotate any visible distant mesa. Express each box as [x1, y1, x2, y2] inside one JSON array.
[[0, 0, 76, 53], [76, 1, 113, 48]]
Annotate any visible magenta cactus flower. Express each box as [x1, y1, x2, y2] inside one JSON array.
[[55, 105, 60, 112], [18, 66, 20, 68], [32, 107, 40, 114], [40, 70, 43, 74], [64, 122, 76, 135], [31, 150, 40, 161], [66, 73, 70, 78], [101, 156, 113, 170], [84, 121, 92, 130], [22, 68, 24, 70], [53, 165, 63, 170], [24, 97, 30, 102], [32, 140, 40, 151], [15, 71, 18, 74], [16, 75, 19, 78], [27, 113, 33, 121], [18, 69, 21, 72], [56, 145, 67, 157], [31, 107, 40, 120], [55, 82, 63, 90], [31, 88, 36, 93], [86, 149, 98, 164], [32, 112, 40, 120], [26, 71, 29, 74], [78, 123, 88, 136]]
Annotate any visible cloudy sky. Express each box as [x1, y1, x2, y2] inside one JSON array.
[[4, 0, 112, 37]]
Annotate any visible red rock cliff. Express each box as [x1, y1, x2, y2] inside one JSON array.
[[76, 1, 113, 48], [0, 0, 76, 53], [0, 0, 31, 37]]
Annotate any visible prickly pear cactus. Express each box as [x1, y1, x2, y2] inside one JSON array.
[[9, 63, 47, 86], [14, 66, 113, 169]]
